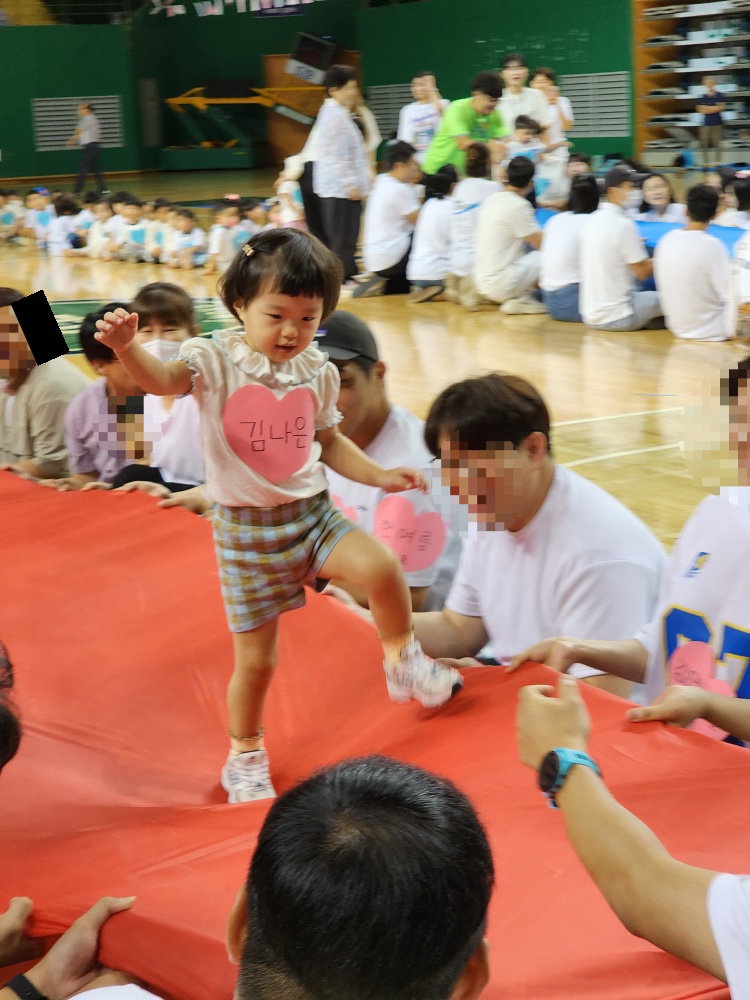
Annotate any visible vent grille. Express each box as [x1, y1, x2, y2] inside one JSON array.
[[559, 72, 631, 138], [365, 83, 413, 141], [32, 97, 124, 152]]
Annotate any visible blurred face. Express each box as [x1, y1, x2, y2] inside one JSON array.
[[704, 77, 716, 91], [136, 320, 191, 344], [26, 194, 41, 211], [471, 91, 500, 116], [94, 203, 112, 223], [79, 104, 90, 117], [516, 128, 536, 144], [438, 435, 533, 529], [335, 360, 384, 440], [112, 201, 125, 216], [567, 159, 589, 179], [530, 74, 552, 92], [411, 76, 429, 101], [608, 179, 634, 208], [218, 208, 240, 228], [501, 62, 528, 89], [155, 206, 171, 221], [642, 176, 671, 208], [249, 206, 267, 225], [234, 289, 324, 364], [174, 214, 194, 233], [0, 306, 34, 380], [330, 80, 359, 110], [121, 203, 142, 224]]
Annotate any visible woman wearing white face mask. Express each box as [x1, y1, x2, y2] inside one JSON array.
[[90, 283, 206, 495]]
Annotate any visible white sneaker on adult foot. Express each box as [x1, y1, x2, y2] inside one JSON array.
[[500, 295, 547, 315], [221, 749, 276, 803], [385, 641, 464, 708]]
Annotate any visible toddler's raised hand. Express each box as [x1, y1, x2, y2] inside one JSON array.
[[378, 467, 429, 495], [95, 309, 139, 353]]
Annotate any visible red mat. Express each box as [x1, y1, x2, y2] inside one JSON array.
[[0, 472, 742, 1000]]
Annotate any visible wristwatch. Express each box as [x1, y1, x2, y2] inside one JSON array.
[[6, 976, 50, 1000], [538, 747, 601, 809]]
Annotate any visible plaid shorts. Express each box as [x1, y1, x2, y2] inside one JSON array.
[[212, 490, 356, 633]]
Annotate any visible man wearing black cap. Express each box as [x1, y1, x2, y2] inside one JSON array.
[[316, 310, 461, 611], [579, 164, 664, 331]]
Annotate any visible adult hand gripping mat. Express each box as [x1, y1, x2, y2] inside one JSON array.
[[0, 474, 741, 999]]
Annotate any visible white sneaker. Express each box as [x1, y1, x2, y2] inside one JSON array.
[[500, 295, 548, 315], [384, 640, 464, 708], [221, 749, 277, 803]]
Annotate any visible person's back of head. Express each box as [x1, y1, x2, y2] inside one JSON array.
[[384, 140, 417, 173], [237, 756, 494, 1000], [513, 115, 540, 136], [687, 183, 719, 224], [470, 71, 503, 100], [506, 156, 535, 191], [424, 165, 458, 201], [53, 194, 80, 217], [568, 174, 600, 215], [323, 64, 358, 93], [465, 143, 491, 179], [734, 173, 750, 213]]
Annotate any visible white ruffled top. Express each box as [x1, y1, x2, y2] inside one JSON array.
[[179, 327, 342, 508]]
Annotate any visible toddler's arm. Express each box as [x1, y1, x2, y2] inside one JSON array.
[[317, 426, 427, 493], [96, 309, 193, 396]]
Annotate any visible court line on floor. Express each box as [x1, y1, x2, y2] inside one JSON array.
[[554, 407, 683, 427], [564, 443, 681, 468]]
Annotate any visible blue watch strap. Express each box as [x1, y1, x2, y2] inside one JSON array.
[[545, 747, 601, 809]]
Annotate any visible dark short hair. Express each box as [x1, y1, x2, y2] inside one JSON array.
[[568, 174, 600, 214], [238, 756, 494, 1000], [425, 372, 552, 456], [94, 197, 113, 210], [531, 66, 556, 82], [242, 197, 263, 213], [413, 70, 435, 80], [175, 207, 196, 222], [153, 196, 172, 210], [514, 115, 540, 134], [110, 191, 133, 204], [214, 198, 241, 217], [78, 302, 131, 365], [721, 357, 750, 405], [53, 193, 80, 217], [219, 229, 342, 323], [687, 183, 719, 223], [0, 288, 24, 308], [323, 64, 357, 91], [122, 195, 144, 208], [384, 140, 417, 171], [568, 152, 592, 167], [506, 156, 536, 189], [130, 282, 198, 335], [470, 71, 503, 100], [424, 165, 458, 200], [465, 142, 491, 178], [502, 52, 527, 69], [0, 642, 21, 773], [82, 191, 99, 206], [735, 175, 750, 212]]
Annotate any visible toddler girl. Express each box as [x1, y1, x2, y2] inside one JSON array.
[[95, 229, 462, 804]]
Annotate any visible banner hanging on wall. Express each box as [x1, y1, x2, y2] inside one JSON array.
[[150, 0, 321, 14], [252, 0, 315, 14]]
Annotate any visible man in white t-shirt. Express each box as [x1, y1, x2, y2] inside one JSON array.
[[408, 372, 665, 698], [517, 675, 750, 1000], [316, 311, 461, 611], [498, 53, 552, 141], [473, 156, 547, 314], [397, 72, 450, 166], [354, 141, 422, 298], [654, 183, 732, 341], [580, 164, 664, 331]]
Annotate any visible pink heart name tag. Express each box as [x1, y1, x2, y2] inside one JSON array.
[[331, 494, 359, 523], [222, 384, 315, 485], [374, 494, 447, 572], [667, 641, 735, 741]]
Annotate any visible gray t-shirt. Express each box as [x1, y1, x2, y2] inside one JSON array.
[[79, 113, 101, 145]]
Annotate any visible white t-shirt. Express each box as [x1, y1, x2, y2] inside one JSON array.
[[179, 330, 341, 507], [580, 203, 648, 326], [714, 208, 750, 229], [75, 988, 158, 999], [117, 220, 148, 248], [47, 215, 80, 257], [635, 202, 687, 223], [474, 190, 540, 296], [449, 177, 502, 277], [397, 100, 450, 164], [176, 226, 207, 251], [498, 87, 551, 134], [546, 96, 574, 155], [447, 465, 665, 678], [633, 493, 750, 705], [540, 211, 589, 291], [324, 405, 461, 609], [362, 174, 421, 273], [146, 219, 170, 256], [653, 228, 731, 340], [708, 873, 750, 998], [208, 224, 245, 271], [144, 393, 205, 486], [407, 196, 454, 282], [87, 218, 114, 256]]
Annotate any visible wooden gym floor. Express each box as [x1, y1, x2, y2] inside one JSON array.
[[1, 168, 747, 550]]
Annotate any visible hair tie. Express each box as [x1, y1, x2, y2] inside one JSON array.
[[242, 244, 255, 257]]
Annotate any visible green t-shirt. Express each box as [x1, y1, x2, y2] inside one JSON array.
[[422, 97, 505, 174]]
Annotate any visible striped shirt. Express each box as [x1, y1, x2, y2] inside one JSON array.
[[312, 98, 371, 200]]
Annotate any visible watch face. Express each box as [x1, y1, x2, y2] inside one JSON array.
[[538, 750, 560, 793]]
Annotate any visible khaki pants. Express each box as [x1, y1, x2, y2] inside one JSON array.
[[700, 125, 723, 166]]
